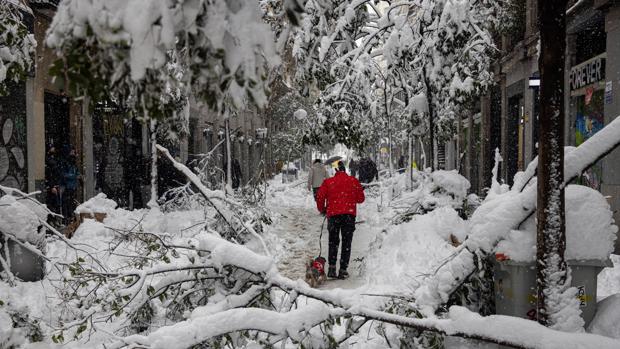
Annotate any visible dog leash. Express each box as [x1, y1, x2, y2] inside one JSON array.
[[318, 214, 327, 257]]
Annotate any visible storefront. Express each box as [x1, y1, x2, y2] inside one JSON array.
[[569, 53, 606, 190]]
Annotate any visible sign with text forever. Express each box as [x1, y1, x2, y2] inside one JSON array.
[[570, 54, 606, 91]]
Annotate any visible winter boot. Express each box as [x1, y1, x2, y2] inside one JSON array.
[[327, 266, 337, 278], [338, 269, 349, 279]]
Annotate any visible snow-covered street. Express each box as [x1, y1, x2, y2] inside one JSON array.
[[4, 0, 620, 347], [267, 177, 377, 290]]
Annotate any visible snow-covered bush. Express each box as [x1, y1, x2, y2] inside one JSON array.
[[74, 192, 118, 216], [0, 1, 36, 95]]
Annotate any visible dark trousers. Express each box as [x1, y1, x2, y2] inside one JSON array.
[[327, 214, 355, 271], [312, 187, 320, 201], [62, 188, 77, 223]]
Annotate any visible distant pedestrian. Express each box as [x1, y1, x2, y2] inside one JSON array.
[[232, 158, 242, 189], [61, 150, 80, 223], [316, 161, 365, 279], [307, 159, 328, 201], [398, 155, 406, 174], [358, 157, 378, 184], [349, 158, 358, 178], [45, 146, 62, 217]]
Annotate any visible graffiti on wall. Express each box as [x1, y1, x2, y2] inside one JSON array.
[[103, 115, 124, 192], [0, 82, 28, 191]]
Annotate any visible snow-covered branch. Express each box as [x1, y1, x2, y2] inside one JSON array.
[[0, 1, 36, 95], [414, 115, 620, 314]]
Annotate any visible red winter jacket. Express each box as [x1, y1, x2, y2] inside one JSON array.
[[316, 171, 365, 217]]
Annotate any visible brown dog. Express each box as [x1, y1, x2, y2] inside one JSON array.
[[305, 256, 327, 288]]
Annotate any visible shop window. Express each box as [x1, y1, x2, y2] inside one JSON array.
[[573, 89, 605, 190]]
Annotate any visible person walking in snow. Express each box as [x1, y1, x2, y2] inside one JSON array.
[[349, 158, 358, 178], [45, 146, 63, 217], [398, 155, 406, 174], [307, 159, 328, 201], [316, 161, 365, 279], [358, 157, 378, 184], [61, 149, 80, 224]]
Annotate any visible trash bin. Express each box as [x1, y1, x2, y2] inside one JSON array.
[[0, 237, 45, 282], [493, 258, 610, 327]]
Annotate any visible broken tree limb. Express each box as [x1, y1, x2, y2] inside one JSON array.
[[414, 115, 620, 315], [112, 233, 620, 349], [155, 144, 270, 256]]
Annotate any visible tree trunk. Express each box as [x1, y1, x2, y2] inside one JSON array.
[[457, 113, 463, 173], [423, 70, 435, 171], [408, 135, 413, 189], [536, 0, 569, 327], [225, 118, 233, 194], [148, 119, 159, 208]]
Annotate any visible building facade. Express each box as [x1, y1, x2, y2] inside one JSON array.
[[474, 0, 620, 250]]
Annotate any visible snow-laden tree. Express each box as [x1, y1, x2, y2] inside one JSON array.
[[292, 0, 503, 168], [45, 0, 308, 197], [0, 1, 36, 95], [46, 0, 281, 118], [535, 0, 577, 330], [267, 85, 314, 165]]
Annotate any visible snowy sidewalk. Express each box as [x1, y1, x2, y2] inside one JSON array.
[[267, 179, 374, 289]]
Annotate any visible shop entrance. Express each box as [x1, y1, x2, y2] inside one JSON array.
[[44, 92, 70, 215], [44, 92, 70, 154]]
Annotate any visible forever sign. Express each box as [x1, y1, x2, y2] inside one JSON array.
[[570, 55, 606, 91]]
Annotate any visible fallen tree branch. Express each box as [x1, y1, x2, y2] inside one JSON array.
[[156, 144, 270, 257], [414, 115, 620, 314], [109, 233, 620, 349]]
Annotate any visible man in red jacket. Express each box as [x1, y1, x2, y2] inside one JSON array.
[[316, 161, 365, 279]]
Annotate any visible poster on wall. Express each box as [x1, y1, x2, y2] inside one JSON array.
[[575, 89, 604, 190]]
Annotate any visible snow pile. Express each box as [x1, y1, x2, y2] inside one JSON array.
[[588, 293, 620, 339], [72, 203, 207, 241], [0, 194, 45, 245], [598, 254, 620, 299], [496, 185, 617, 262], [389, 170, 472, 224], [0, 309, 24, 348], [431, 170, 471, 200], [75, 192, 118, 215], [365, 206, 465, 290]]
